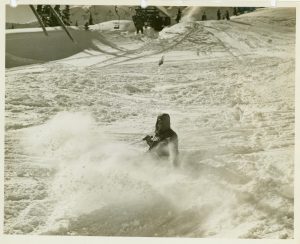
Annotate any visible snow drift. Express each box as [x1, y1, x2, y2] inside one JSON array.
[[5, 21, 136, 68]]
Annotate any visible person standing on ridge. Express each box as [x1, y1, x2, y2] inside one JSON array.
[[225, 10, 230, 20], [143, 113, 179, 167], [176, 8, 182, 23], [133, 12, 144, 34], [135, 15, 144, 34], [202, 11, 207, 21], [233, 7, 238, 16], [217, 9, 221, 20]]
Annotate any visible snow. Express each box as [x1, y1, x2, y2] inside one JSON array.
[[159, 22, 191, 39], [5, 21, 140, 68], [89, 20, 136, 32], [4, 7, 295, 238]]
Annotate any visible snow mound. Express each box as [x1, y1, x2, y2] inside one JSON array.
[[233, 7, 296, 27], [159, 22, 191, 39], [6, 27, 124, 68]]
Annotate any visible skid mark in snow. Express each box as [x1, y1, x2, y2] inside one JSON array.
[[85, 25, 196, 68], [202, 24, 250, 60]]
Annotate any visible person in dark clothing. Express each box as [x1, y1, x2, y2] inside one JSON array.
[[153, 15, 163, 31], [202, 11, 207, 21], [176, 8, 182, 23], [84, 22, 89, 30], [133, 14, 144, 34], [143, 113, 179, 167], [225, 10, 230, 20], [233, 7, 238, 16], [217, 9, 221, 20], [136, 17, 144, 34], [137, 25, 144, 34]]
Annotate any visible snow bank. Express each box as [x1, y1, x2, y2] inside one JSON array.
[[158, 22, 191, 39], [6, 27, 90, 68], [6, 26, 129, 68], [233, 7, 296, 27], [6, 19, 140, 68]]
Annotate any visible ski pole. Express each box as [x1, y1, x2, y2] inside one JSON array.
[[29, 5, 48, 37], [49, 5, 76, 43]]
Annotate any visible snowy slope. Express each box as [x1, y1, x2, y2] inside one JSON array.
[[4, 7, 295, 238], [5, 22, 140, 68]]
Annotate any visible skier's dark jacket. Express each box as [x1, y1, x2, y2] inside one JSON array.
[[144, 113, 179, 166]]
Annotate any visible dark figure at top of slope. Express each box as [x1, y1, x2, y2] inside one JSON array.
[[176, 8, 182, 23], [217, 9, 221, 20], [143, 113, 179, 167], [202, 11, 207, 21], [226, 10, 230, 20], [133, 13, 144, 34]]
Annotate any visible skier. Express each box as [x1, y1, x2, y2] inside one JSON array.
[[217, 9, 221, 20], [143, 113, 179, 167], [153, 15, 163, 31], [135, 14, 144, 34], [84, 22, 89, 30], [176, 8, 182, 23], [233, 7, 238, 16], [225, 10, 230, 20], [202, 11, 207, 21]]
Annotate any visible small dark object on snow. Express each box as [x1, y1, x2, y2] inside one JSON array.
[[158, 55, 164, 66], [84, 22, 89, 30]]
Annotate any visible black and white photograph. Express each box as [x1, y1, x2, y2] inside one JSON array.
[[3, 2, 296, 239]]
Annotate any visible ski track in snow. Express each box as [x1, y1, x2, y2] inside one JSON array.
[[4, 8, 295, 238]]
